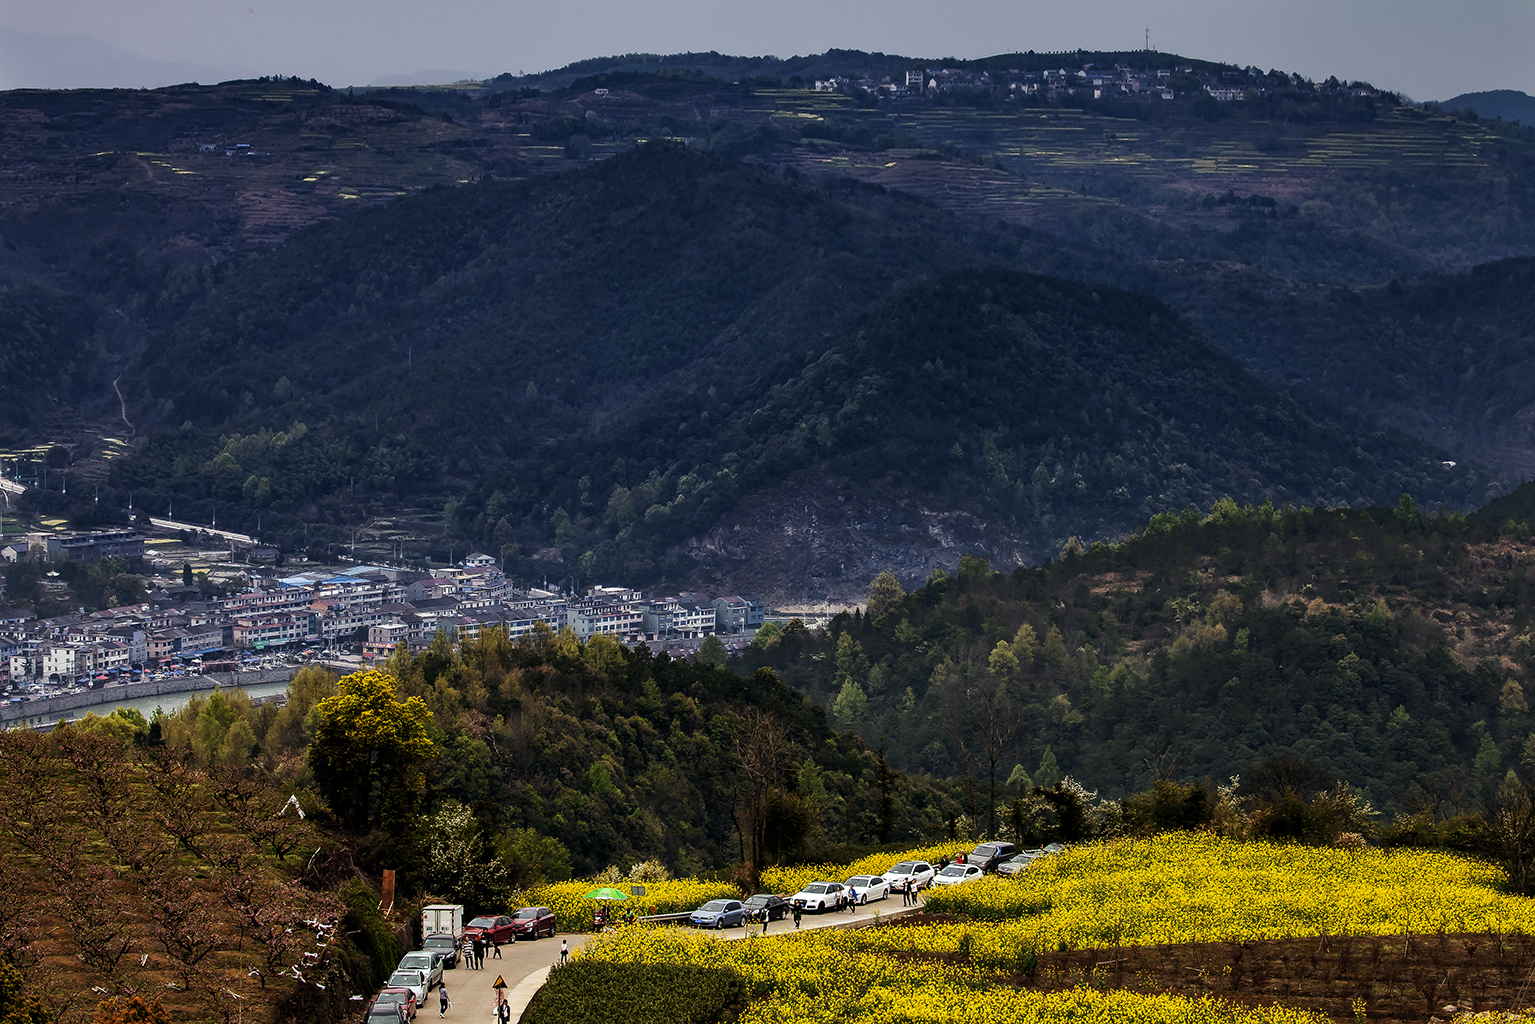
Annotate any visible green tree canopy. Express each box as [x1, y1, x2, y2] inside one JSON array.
[[308, 669, 435, 832], [867, 569, 905, 619]]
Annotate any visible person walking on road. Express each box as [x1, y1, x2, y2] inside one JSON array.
[[792, 905, 802, 930], [438, 983, 451, 1017], [490, 937, 502, 960], [760, 908, 769, 936], [560, 938, 569, 964], [846, 886, 858, 913]]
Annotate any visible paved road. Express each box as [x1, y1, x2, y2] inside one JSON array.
[[438, 894, 929, 1022]]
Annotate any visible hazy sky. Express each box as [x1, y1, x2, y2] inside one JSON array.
[[1, 0, 1530, 99]]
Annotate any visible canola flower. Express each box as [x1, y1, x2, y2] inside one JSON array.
[[520, 878, 743, 932], [576, 923, 1326, 1024], [918, 831, 1535, 954]]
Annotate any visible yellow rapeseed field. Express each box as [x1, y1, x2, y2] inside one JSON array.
[[577, 925, 1326, 1024], [919, 831, 1535, 951], [519, 878, 743, 932]]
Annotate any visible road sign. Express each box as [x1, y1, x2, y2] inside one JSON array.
[[492, 976, 507, 990]]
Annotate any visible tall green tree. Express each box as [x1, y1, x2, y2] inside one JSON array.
[[308, 670, 434, 832]]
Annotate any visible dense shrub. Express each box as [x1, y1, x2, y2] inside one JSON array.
[[522, 961, 747, 1024]]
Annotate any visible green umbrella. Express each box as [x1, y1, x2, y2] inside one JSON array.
[[583, 887, 630, 901]]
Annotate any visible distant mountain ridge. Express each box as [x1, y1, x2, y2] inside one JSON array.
[[1440, 89, 1535, 125]]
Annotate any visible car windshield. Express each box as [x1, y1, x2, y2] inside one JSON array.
[[972, 845, 997, 857], [804, 883, 834, 894], [512, 909, 539, 919], [939, 866, 966, 876], [400, 954, 431, 965], [388, 972, 419, 987], [891, 862, 916, 873], [745, 896, 769, 906], [424, 937, 453, 948], [700, 901, 731, 912], [847, 876, 874, 886], [467, 917, 496, 927]]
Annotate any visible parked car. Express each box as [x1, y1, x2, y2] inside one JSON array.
[[1043, 843, 1066, 854], [967, 841, 1018, 873], [385, 969, 428, 1007], [789, 882, 846, 912], [375, 987, 418, 1020], [422, 933, 460, 968], [395, 951, 442, 990], [463, 915, 517, 945], [884, 861, 937, 890], [689, 899, 747, 929], [931, 864, 984, 886], [843, 875, 890, 904], [743, 894, 789, 921], [508, 906, 557, 940], [366, 1001, 409, 1024], [996, 852, 1042, 877]]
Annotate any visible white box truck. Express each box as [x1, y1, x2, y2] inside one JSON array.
[[421, 903, 464, 939]]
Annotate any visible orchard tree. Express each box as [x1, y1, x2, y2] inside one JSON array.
[[308, 670, 434, 831]]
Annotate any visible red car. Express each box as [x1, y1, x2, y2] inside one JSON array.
[[375, 987, 418, 1021], [508, 906, 557, 939], [462, 915, 516, 944]]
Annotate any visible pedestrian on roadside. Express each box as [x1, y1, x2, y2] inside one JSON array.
[[560, 938, 569, 964], [792, 905, 802, 930], [760, 908, 769, 936], [497, 996, 511, 1024], [491, 937, 502, 959], [438, 983, 450, 1018], [477, 937, 487, 971], [901, 880, 911, 907], [847, 886, 858, 913]]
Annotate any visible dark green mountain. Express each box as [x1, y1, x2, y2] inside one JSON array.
[[461, 268, 1489, 596], [1150, 257, 1535, 478], [95, 146, 1496, 597]]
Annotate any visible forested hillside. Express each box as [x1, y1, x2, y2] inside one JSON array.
[[445, 268, 1491, 592], [741, 498, 1535, 823], [1152, 257, 1535, 477]]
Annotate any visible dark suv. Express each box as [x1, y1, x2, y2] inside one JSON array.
[[509, 906, 557, 939], [421, 933, 460, 968], [968, 841, 1018, 873]]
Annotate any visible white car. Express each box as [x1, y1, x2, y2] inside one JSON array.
[[884, 860, 937, 890], [790, 881, 846, 912], [930, 864, 984, 887], [385, 969, 428, 1006], [396, 951, 442, 989], [843, 875, 890, 904]]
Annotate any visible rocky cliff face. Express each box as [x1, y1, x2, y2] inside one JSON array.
[[676, 471, 1028, 607]]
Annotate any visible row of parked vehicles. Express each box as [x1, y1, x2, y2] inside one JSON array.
[[366, 904, 559, 1021], [686, 842, 1067, 927]]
